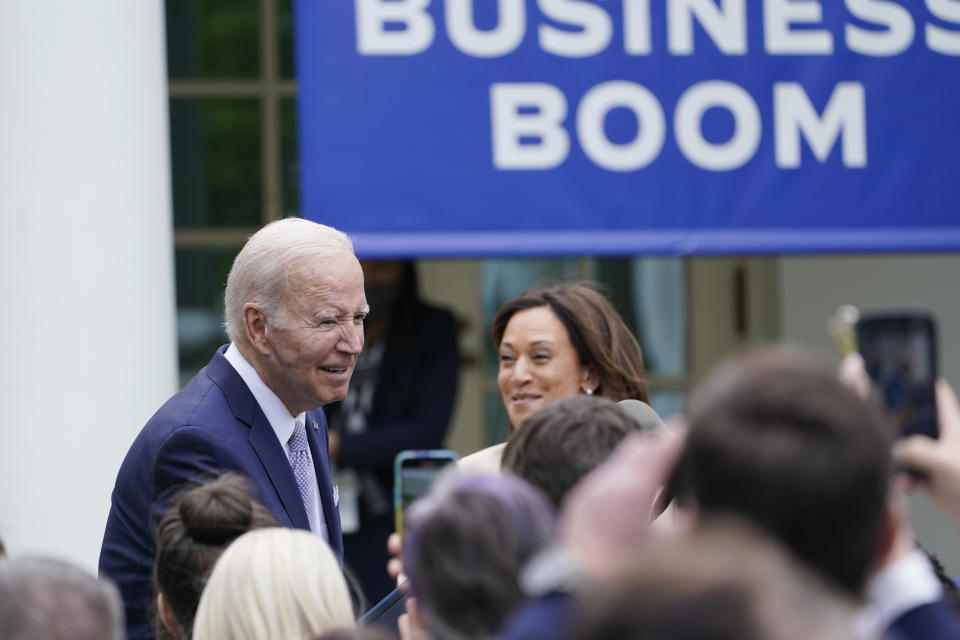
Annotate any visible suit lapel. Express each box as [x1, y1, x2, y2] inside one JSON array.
[[307, 408, 343, 558], [205, 348, 310, 530]]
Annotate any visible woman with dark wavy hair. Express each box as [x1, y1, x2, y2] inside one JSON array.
[[461, 282, 648, 473]]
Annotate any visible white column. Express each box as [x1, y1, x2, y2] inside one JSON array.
[[0, 0, 176, 572]]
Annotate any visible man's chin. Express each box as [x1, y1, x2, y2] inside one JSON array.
[[322, 383, 351, 406]]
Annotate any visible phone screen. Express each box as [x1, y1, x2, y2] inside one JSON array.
[[394, 450, 458, 536], [856, 313, 937, 440]]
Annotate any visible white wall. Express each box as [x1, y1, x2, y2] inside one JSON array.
[[0, 1, 176, 572], [781, 254, 960, 573]]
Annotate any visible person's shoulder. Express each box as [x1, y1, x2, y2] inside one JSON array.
[[150, 369, 227, 426], [500, 592, 577, 640], [109, 376, 237, 510], [888, 598, 960, 640], [142, 351, 246, 439], [458, 442, 506, 474]]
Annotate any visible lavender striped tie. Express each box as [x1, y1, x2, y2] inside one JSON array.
[[288, 418, 317, 531]]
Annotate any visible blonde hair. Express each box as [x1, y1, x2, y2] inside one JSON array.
[[193, 528, 354, 640]]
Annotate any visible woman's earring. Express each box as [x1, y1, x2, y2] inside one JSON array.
[[584, 387, 595, 395]]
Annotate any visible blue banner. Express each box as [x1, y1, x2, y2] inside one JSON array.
[[295, 0, 960, 256]]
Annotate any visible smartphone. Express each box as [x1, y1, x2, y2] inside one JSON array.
[[394, 449, 459, 537], [856, 311, 938, 440]]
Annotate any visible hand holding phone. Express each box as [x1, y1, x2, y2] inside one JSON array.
[[394, 449, 459, 537], [894, 380, 960, 533], [856, 310, 938, 440]]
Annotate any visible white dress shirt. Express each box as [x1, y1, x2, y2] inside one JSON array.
[[224, 343, 329, 542], [854, 548, 943, 639]]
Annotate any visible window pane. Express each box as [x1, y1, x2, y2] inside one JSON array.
[[176, 247, 240, 384], [166, 0, 259, 79], [597, 258, 688, 377], [281, 98, 300, 215], [169, 99, 262, 228], [649, 390, 687, 421], [278, 0, 295, 79]]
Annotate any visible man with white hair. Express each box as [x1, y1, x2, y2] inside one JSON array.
[[100, 218, 366, 638]]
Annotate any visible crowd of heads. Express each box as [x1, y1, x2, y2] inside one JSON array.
[[396, 337, 916, 640], [152, 473, 279, 638], [11, 218, 958, 639], [386, 275, 931, 640], [671, 348, 893, 594], [569, 524, 857, 640], [193, 528, 354, 639], [402, 473, 556, 639], [151, 474, 358, 640], [502, 395, 642, 509]]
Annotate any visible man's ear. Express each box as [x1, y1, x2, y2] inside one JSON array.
[[871, 486, 915, 573], [242, 303, 271, 356], [409, 596, 428, 636], [157, 592, 182, 637]]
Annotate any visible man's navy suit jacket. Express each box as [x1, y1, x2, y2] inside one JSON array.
[[99, 347, 343, 639], [888, 599, 960, 640]]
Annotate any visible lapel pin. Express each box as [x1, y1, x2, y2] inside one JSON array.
[[312, 420, 319, 431]]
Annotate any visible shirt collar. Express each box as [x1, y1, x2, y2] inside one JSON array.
[[224, 343, 306, 448], [854, 548, 943, 639]]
